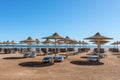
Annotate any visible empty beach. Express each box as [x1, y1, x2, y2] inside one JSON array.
[[0, 50, 120, 80]]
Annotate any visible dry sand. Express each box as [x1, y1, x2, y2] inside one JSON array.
[[0, 50, 120, 80]]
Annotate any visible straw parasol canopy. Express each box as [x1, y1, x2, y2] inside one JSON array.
[[42, 32, 64, 57], [85, 32, 113, 40], [35, 39, 40, 48], [70, 39, 78, 44], [91, 40, 109, 49], [84, 32, 113, 53], [42, 39, 52, 44], [2, 40, 16, 48], [64, 36, 72, 44], [0, 42, 3, 48], [0, 42, 2, 45], [111, 41, 120, 45], [2, 41, 12, 48], [78, 41, 82, 48], [3, 41, 11, 45], [10, 40, 17, 48], [58, 36, 72, 51], [81, 41, 88, 44], [20, 37, 36, 49], [52, 40, 65, 53], [42, 39, 53, 53], [70, 39, 78, 48], [56, 40, 64, 44], [111, 41, 120, 48], [11, 40, 16, 44], [42, 33, 64, 39], [80, 41, 88, 48], [20, 37, 36, 44], [36, 39, 40, 44], [91, 40, 109, 45]]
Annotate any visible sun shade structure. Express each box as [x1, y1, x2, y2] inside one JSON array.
[[90, 40, 109, 44], [0, 42, 2, 46], [42, 39, 52, 44], [80, 41, 88, 48], [42, 32, 64, 57], [84, 32, 113, 53], [11, 40, 17, 48], [20, 37, 36, 49], [0, 42, 3, 48], [42, 33, 64, 39], [91, 40, 109, 45], [52, 40, 65, 53], [35, 39, 40, 44], [70, 39, 78, 48], [11, 40, 16, 44], [111, 41, 120, 48], [2, 40, 17, 48], [3, 41, 10, 45], [42, 39, 53, 53], [36, 39, 40, 47], [81, 41, 88, 44], [64, 36, 72, 51], [78, 41, 82, 48], [20, 37, 36, 43], [3, 41, 11, 48], [64, 36, 72, 44], [58, 36, 72, 51]]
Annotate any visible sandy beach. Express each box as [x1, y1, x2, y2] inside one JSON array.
[[0, 50, 119, 80], [1, 0, 120, 80]]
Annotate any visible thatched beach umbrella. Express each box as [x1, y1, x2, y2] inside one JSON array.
[[111, 41, 120, 49], [78, 41, 82, 48], [84, 32, 113, 53], [81, 41, 88, 48], [53, 40, 64, 52], [0, 42, 2, 45], [91, 40, 109, 49], [42, 33, 64, 57], [0, 42, 4, 52], [3, 40, 11, 48], [42, 39, 52, 53], [111, 42, 116, 48], [64, 36, 72, 50], [91, 40, 109, 45], [70, 39, 78, 49], [36, 39, 40, 45], [35, 39, 40, 48], [59, 36, 72, 52], [20, 37, 36, 50], [0, 42, 2, 47], [11, 40, 17, 48], [0, 42, 3, 47], [42, 33, 65, 57], [35, 39, 41, 52], [42, 39, 52, 44]]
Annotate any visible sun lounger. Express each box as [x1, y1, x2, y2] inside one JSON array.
[[99, 53, 107, 58], [87, 56, 100, 62]]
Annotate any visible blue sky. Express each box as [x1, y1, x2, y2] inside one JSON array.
[[0, 0, 120, 44]]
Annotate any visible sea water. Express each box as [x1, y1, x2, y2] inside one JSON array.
[[0, 44, 115, 49]]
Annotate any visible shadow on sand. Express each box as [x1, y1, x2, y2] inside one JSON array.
[[112, 53, 120, 55], [3, 57, 25, 59], [0, 53, 7, 55], [19, 61, 54, 67], [80, 56, 88, 59], [70, 60, 104, 66], [117, 55, 120, 58], [59, 54, 67, 56], [86, 54, 97, 55]]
